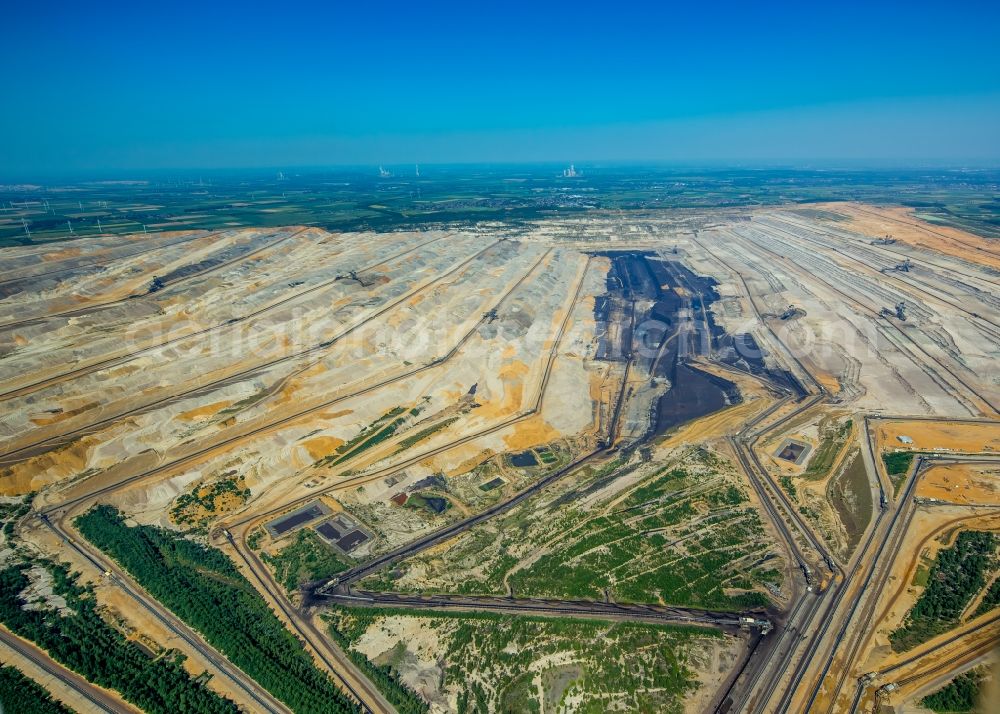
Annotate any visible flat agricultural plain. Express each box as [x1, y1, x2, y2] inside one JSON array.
[[1, 202, 998, 714]]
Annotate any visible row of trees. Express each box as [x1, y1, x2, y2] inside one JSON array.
[[0, 561, 237, 714], [891, 531, 997, 651], [920, 669, 984, 713], [327, 623, 429, 714], [0, 664, 75, 714], [76, 505, 358, 714]]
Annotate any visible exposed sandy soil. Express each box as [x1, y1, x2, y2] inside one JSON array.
[[877, 420, 1000, 454], [812, 202, 1000, 272], [915, 463, 1000, 504], [853, 509, 1000, 679], [3, 204, 998, 711]]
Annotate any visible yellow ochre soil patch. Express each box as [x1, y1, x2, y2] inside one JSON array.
[[437, 448, 496, 478], [877, 420, 1000, 454], [0, 441, 93, 496], [43, 246, 84, 260], [915, 463, 1000, 505], [474, 359, 528, 417], [856, 510, 1000, 680], [315, 408, 353, 421], [812, 369, 842, 395], [660, 398, 764, 450], [811, 202, 1000, 272], [301, 435, 347, 461], [177, 400, 233, 421], [502, 415, 560, 451], [28, 402, 100, 426]]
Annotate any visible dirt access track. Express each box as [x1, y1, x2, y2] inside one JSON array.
[[2, 202, 998, 714]]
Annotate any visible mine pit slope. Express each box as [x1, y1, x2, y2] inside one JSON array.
[[1, 203, 998, 714]]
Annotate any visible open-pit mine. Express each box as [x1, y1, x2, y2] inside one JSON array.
[[1, 202, 998, 714]]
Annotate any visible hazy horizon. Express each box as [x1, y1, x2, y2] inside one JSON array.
[[3, 1, 999, 175]]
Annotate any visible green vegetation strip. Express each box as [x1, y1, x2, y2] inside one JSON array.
[[369, 451, 776, 611], [0, 664, 76, 714], [920, 668, 985, 713], [973, 575, 1000, 618], [395, 417, 458, 452], [263, 528, 350, 593], [327, 606, 713, 713], [317, 407, 409, 467], [803, 419, 852, 480], [881, 451, 914, 477], [890, 531, 998, 652], [326, 624, 428, 714], [0, 558, 236, 714], [75, 505, 358, 714]]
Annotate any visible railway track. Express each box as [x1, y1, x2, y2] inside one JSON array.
[[0, 230, 453, 402], [734, 396, 841, 714], [222, 255, 599, 711], [225, 530, 387, 714], [228, 254, 598, 555], [0, 227, 309, 332], [864, 635, 1000, 713], [0, 626, 136, 714], [747, 221, 997, 415], [320, 591, 755, 631], [852, 614, 1000, 713], [815, 464, 927, 712], [19, 221, 991, 713], [774, 432, 1000, 714], [20, 242, 558, 714], [797, 456, 928, 713], [877, 611, 1000, 680], [2, 238, 506, 465], [36, 513, 291, 714], [694, 237, 836, 712], [315, 445, 605, 592], [296, 255, 642, 600], [233, 253, 751, 714], [0, 228, 219, 286], [846, 205, 1000, 262], [845, 499, 1000, 712], [689, 231, 819, 397], [686, 227, 968, 714], [765, 215, 1000, 339], [728, 223, 998, 416], [766, 211, 1000, 293], [37, 248, 555, 514]]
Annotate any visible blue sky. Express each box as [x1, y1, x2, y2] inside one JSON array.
[[3, 0, 999, 174]]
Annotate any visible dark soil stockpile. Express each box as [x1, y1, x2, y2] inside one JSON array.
[[593, 251, 742, 438]]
